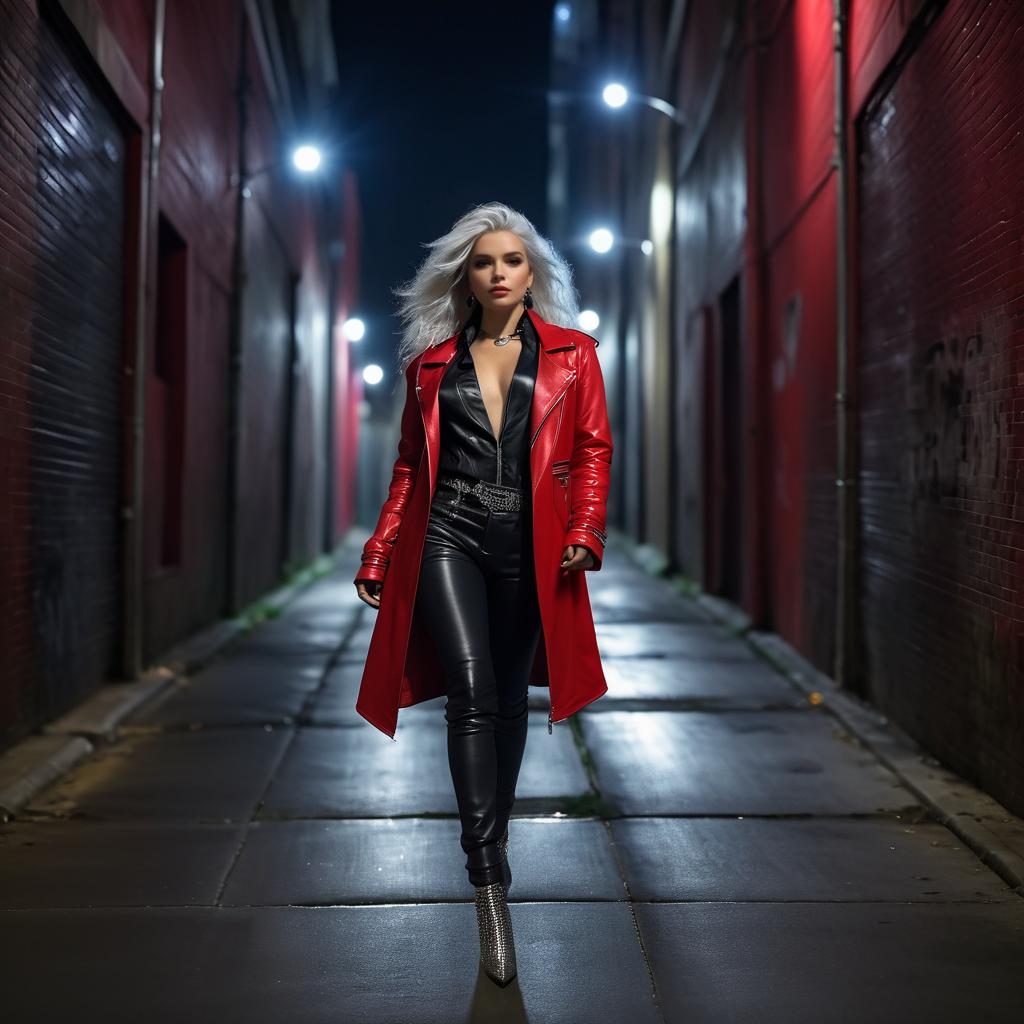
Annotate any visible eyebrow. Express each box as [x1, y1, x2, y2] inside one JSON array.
[[473, 251, 524, 258]]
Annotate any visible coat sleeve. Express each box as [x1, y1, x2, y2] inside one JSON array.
[[563, 337, 613, 570], [353, 357, 425, 586]]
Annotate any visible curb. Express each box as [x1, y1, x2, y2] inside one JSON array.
[[689, 589, 1024, 897], [0, 542, 359, 821]]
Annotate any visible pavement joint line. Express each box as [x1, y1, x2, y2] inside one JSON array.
[[0, 546, 359, 821], [598, 819, 670, 1022], [215, 589, 368, 905], [680, 583, 1024, 898]]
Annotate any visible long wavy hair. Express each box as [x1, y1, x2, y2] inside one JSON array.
[[391, 202, 582, 375]]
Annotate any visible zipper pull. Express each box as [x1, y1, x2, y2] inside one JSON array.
[[548, 710, 553, 734]]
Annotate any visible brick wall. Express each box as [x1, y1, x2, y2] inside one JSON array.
[[0, 0, 352, 746], [0, 0, 126, 737], [857, 0, 1024, 812]]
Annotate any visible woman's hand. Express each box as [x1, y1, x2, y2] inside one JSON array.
[[560, 545, 595, 571], [355, 580, 383, 608]]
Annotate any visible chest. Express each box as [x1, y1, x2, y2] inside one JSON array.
[[442, 338, 535, 444]]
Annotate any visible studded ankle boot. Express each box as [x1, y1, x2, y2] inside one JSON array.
[[474, 880, 517, 985], [498, 828, 511, 893]]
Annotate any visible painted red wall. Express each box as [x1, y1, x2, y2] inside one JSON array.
[[754, 0, 839, 663], [675, 0, 1024, 813]]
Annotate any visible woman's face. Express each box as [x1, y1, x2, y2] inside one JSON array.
[[466, 230, 534, 313]]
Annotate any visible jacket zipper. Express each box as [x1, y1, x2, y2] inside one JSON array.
[[530, 373, 576, 449], [494, 382, 512, 485]]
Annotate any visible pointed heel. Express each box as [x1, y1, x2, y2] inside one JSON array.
[[474, 880, 517, 985]]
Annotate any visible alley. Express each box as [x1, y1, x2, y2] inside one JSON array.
[[2, 537, 1021, 1023]]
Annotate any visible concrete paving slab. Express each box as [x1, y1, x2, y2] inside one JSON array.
[[609, 817, 1017, 902], [598, 656, 800, 706], [634, 901, 1024, 1023], [304, 687, 442, 727], [313, 661, 559, 720], [279, 592, 358, 621], [128, 652, 327, 727], [23, 727, 294, 822], [335, 643, 373, 664], [581, 711, 915, 814], [346, 619, 377, 642], [589, 581, 715, 624], [0, 905, 655, 1024], [261, 713, 590, 818], [221, 816, 624, 905], [343, 627, 377, 654], [596, 621, 759, 661], [0, 821, 244, 907], [227, 616, 342, 655], [0, 902, 658, 1023], [322, 659, 367, 689]]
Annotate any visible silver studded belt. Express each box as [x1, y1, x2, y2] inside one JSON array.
[[437, 474, 524, 512]]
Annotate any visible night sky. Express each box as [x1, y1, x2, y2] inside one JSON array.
[[329, 2, 555, 382]]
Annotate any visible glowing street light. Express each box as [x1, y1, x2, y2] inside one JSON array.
[[599, 81, 685, 126], [589, 228, 614, 253], [362, 364, 383, 386], [578, 309, 600, 332], [602, 83, 629, 109], [342, 317, 365, 342], [292, 144, 322, 173]]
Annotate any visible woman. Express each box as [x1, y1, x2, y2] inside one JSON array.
[[353, 202, 612, 986]]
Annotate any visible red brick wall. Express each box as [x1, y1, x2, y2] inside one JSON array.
[[856, 0, 1024, 811], [0, 2, 43, 737], [670, 0, 1024, 813], [0, 0, 354, 746], [0, 0, 126, 735]]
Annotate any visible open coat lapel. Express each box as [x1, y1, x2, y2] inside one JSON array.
[[415, 308, 576, 501]]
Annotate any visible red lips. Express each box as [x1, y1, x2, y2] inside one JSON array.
[[490, 287, 509, 294]]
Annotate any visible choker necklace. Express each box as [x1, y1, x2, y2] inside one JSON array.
[[492, 328, 522, 347]]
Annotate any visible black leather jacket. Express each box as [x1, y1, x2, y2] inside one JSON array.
[[436, 308, 539, 489]]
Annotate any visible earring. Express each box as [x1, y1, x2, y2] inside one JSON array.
[[523, 286, 534, 310], [466, 293, 477, 308]]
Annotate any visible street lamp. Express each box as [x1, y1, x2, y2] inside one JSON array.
[[600, 81, 687, 127], [291, 144, 322, 173], [342, 317, 365, 342], [587, 228, 653, 254], [233, 142, 327, 194]]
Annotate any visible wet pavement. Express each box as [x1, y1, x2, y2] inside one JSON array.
[[2, 540, 1023, 1022]]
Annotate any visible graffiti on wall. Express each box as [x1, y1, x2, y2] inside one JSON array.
[[907, 327, 1003, 509]]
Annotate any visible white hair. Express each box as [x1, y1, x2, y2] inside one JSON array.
[[391, 202, 582, 375]]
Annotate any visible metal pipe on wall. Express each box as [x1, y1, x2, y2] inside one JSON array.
[[123, 0, 165, 675], [832, 0, 857, 687], [224, 4, 249, 615]]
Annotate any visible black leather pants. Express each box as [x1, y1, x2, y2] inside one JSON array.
[[415, 481, 542, 887]]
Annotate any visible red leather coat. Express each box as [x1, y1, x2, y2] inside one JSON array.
[[352, 308, 613, 739]]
